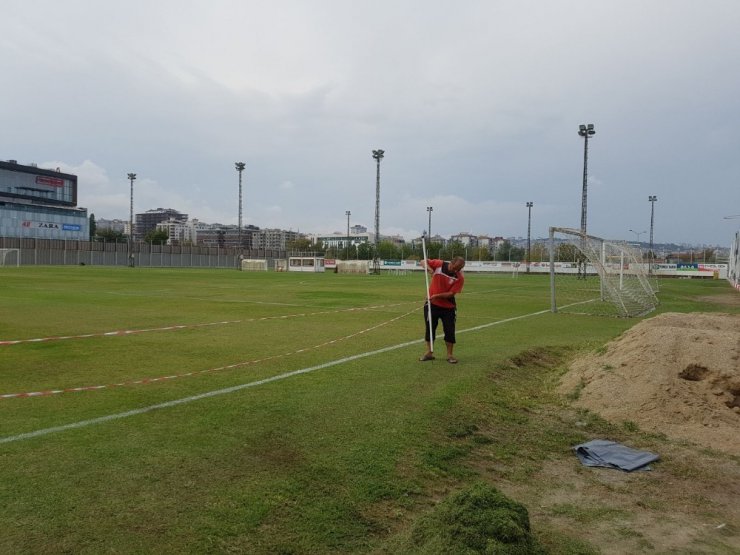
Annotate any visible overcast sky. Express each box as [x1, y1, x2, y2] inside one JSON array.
[[3, 1, 739, 245]]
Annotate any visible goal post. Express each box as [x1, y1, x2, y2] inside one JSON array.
[[240, 259, 268, 271], [549, 227, 658, 317], [0, 248, 20, 267], [336, 260, 370, 274]]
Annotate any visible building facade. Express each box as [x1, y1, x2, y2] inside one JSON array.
[[253, 228, 301, 250], [135, 208, 188, 241], [0, 160, 87, 240], [309, 231, 374, 250]]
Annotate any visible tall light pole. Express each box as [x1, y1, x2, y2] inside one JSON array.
[[426, 206, 433, 240], [578, 124, 596, 237], [345, 210, 351, 260], [372, 149, 384, 274], [629, 229, 646, 243], [235, 162, 245, 250], [648, 195, 657, 271], [526, 202, 533, 273], [127, 172, 136, 266]]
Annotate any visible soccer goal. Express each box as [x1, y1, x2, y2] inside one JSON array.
[[0, 248, 20, 267], [241, 258, 268, 271], [549, 227, 658, 317], [336, 260, 370, 274]]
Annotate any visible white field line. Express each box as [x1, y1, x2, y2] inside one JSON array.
[[0, 306, 555, 445]]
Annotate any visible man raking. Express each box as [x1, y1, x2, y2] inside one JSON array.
[[419, 255, 466, 364]]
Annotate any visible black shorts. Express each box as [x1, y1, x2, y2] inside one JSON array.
[[423, 302, 457, 344]]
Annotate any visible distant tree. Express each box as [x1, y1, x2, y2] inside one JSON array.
[[494, 240, 524, 261], [95, 228, 126, 242], [509, 246, 525, 262], [216, 230, 226, 248], [530, 242, 548, 263], [378, 240, 400, 260], [494, 240, 513, 261], [556, 243, 580, 263], [464, 246, 489, 261], [145, 229, 169, 244], [357, 242, 372, 260], [89, 214, 97, 240], [440, 241, 466, 260], [416, 241, 440, 259], [287, 237, 315, 253]]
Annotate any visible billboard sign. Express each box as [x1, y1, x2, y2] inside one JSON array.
[[22, 220, 81, 232], [35, 176, 65, 187]]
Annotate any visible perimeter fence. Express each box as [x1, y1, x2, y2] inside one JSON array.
[[0, 236, 286, 269]]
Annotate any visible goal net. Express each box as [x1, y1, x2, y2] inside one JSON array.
[[549, 227, 658, 317], [0, 249, 20, 267], [336, 260, 370, 274], [241, 259, 268, 271]]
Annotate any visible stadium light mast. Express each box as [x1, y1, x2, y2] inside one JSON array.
[[127, 172, 136, 266], [648, 195, 657, 272], [629, 229, 646, 244], [345, 210, 351, 261], [526, 202, 533, 273], [235, 162, 245, 250], [578, 124, 595, 237], [426, 206, 433, 239], [372, 149, 384, 274]]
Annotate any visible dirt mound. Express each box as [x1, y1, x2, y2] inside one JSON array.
[[559, 312, 740, 455]]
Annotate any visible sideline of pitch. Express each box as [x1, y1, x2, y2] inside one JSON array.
[[0, 308, 553, 445]]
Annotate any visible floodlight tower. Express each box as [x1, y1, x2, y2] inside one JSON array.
[[127, 172, 136, 265], [372, 149, 384, 274], [426, 206, 433, 239], [629, 229, 646, 243], [235, 162, 245, 249], [578, 124, 596, 237], [526, 202, 533, 273], [345, 210, 351, 260], [648, 195, 657, 272]]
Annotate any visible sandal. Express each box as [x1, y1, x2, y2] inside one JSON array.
[[419, 353, 435, 362], [447, 357, 458, 364]]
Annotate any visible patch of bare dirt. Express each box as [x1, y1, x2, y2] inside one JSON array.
[[559, 312, 740, 456]]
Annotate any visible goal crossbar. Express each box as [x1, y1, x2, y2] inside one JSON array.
[[549, 227, 658, 317]]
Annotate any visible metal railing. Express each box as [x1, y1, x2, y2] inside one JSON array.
[[0, 237, 286, 269]]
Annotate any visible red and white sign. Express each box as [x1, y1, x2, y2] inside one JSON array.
[[35, 176, 65, 187]]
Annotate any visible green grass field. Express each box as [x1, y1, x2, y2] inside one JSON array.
[[0, 267, 738, 553]]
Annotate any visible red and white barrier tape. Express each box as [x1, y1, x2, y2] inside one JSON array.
[[0, 307, 418, 400], [0, 302, 413, 346]]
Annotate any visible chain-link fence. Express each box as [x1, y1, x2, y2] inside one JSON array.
[[0, 237, 286, 269]]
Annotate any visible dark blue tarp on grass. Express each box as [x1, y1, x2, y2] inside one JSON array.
[[574, 439, 659, 472]]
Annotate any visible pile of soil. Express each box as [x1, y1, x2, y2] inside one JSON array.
[[559, 312, 740, 456]]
